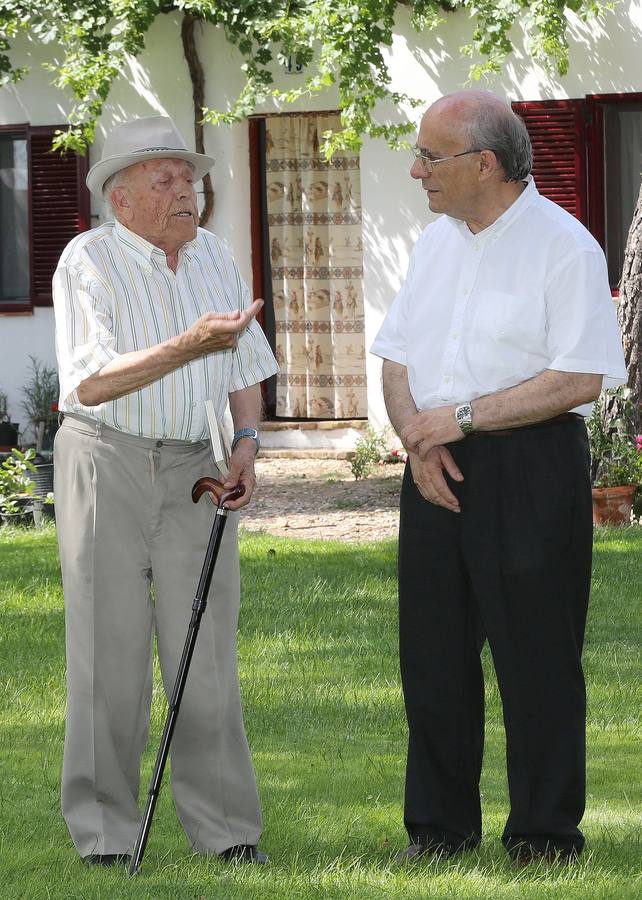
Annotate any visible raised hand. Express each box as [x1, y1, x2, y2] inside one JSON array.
[[182, 299, 264, 357]]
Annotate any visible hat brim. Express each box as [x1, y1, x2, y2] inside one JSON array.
[[86, 148, 215, 199]]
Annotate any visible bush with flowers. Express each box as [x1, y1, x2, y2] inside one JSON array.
[[382, 448, 408, 465], [349, 427, 407, 479]]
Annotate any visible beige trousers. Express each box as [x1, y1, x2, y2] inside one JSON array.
[[54, 415, 262, 858]]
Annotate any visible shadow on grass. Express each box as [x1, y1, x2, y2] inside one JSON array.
[[0, 527, 640, 898]]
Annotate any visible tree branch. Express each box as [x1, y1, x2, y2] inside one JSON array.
[[181, 14, 214, 228]]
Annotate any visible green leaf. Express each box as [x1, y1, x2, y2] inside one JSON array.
[[0, 0, 615, 153]]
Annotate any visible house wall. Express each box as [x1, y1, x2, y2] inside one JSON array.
[[1, 2, 641, 441]]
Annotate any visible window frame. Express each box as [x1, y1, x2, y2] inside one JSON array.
[[0, 123, 31, 311], [586, 91, 642, 265], [514, 93, 642, 293], [0, 123, 89, 315]]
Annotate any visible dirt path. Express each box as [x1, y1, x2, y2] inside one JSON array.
[[240, 457, 402, 542]]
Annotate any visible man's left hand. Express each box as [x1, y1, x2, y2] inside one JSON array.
[[222, 441, 257, 510], [400, 406, 463, 459]]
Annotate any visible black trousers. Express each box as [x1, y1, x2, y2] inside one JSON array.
[[399, 417, 592, 857]]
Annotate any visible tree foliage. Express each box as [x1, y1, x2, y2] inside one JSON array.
[[0, 0, 612, 156]]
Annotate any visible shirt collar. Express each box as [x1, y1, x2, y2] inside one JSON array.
[[113, 220, 198, 272], [448, 175, 539, 242]]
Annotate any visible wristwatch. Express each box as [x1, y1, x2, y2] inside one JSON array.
[[231, 427, 260, 454], [454, 402, 474, 436]]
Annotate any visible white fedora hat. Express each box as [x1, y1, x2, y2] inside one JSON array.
[[86, 115, 215, 198]]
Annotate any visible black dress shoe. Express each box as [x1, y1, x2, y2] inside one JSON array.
[[394, 843, 431, 864], [83, 853, 132, 867], [219, 844, 269, 864], [394, 842, 454, 864], [512, 846, 578, 868]]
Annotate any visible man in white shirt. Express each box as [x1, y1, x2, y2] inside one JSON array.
[[371, 91, 627, 865], [53, 116, 278, 867]]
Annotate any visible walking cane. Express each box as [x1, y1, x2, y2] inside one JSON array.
[[128, 476, 244, 877]]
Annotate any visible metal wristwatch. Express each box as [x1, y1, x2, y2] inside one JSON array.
[[454, 402, 474, 436], [231, 427, 260, 454]]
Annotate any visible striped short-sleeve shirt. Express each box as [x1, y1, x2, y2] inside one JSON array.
[[53, 220, 278, 441]]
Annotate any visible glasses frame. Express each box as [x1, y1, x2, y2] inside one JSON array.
[[411, 147, 481, 174]]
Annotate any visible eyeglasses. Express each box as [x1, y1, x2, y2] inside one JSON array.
[[411, 147, 481, 174]]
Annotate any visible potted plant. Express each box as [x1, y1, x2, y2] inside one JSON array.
[[0, 448, 37, 527], [0, 389, 19, 450], [21, 356, 59, 453], [587, 386, 642, 525]]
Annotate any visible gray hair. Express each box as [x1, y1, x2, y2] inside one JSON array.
[[465, 104, 533, 182], [103, 168, 132, 214]]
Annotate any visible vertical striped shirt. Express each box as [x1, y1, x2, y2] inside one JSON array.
[[53, 220, 278, 441]]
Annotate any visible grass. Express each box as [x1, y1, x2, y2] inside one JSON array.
[[328, 498, 365, 510], [0, 523, 640, 899]]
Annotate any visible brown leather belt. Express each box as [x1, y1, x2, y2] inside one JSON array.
[[475, 412, 583, 437]]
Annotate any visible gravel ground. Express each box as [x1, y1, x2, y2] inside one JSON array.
[[240, 457, 402, 542]]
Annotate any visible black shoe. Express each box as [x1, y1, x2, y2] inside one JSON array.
[[83, 853, 132, 867], [395, 843, 432, 864], [511, 845, 579, 868], [394, 842, 455, 864], [219, 844, 269, 864]]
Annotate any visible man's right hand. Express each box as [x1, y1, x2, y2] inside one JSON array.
[[182, 299, 264, 358], [76, 299, 265, 406], [409, 446, 464, 513]]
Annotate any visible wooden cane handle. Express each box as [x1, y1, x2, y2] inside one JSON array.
[[192, 477, 245, 508]]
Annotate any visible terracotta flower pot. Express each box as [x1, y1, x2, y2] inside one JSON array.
[[591, 484, 637, 525]]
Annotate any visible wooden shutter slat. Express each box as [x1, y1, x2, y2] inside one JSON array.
[[512, 99, 588, 224], [29, 127, 90, 307]]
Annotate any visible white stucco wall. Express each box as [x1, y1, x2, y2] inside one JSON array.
[[1, 2, 641, 436]]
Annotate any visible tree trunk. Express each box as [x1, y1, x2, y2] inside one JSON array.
[[181, 15, 214, 228], [618, 181, 642, 431]]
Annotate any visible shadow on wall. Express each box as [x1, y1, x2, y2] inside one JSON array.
[[403, 2, 642, 98]]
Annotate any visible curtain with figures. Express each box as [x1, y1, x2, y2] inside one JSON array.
[[265, 113, 367, 419]]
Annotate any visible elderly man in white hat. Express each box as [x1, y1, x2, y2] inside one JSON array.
[[52, 116, 278, 867]]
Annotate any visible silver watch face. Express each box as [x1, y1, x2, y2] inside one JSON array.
[[456, 404, 473, 431]]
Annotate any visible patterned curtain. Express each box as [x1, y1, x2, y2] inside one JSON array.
[[265, 113, 367, 419]]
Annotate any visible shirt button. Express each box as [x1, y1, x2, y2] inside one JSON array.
[[473, 243, 480, 251], [462, 288, 469, 295], [444, 376, 451, 383]]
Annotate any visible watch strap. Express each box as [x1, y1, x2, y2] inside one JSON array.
[[231, 427, 260, 454]]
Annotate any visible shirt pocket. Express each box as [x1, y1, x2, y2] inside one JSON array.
[[471, 291, 544, 351], [467, 289, 546, 375]]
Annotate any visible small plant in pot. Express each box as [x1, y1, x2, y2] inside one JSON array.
[[21, 356, 59, 453], [0, 448, 37, 527], [587, 386, 642, 525]]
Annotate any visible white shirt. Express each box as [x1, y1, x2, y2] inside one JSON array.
[[371, 177, 627, 416], [53, 221, 278, 441]]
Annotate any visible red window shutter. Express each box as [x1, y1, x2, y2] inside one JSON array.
[[29, 126, 90, 307], [512, 100, 588, 224]]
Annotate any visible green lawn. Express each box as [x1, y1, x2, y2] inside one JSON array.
[[0, 524, 640, 899]]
